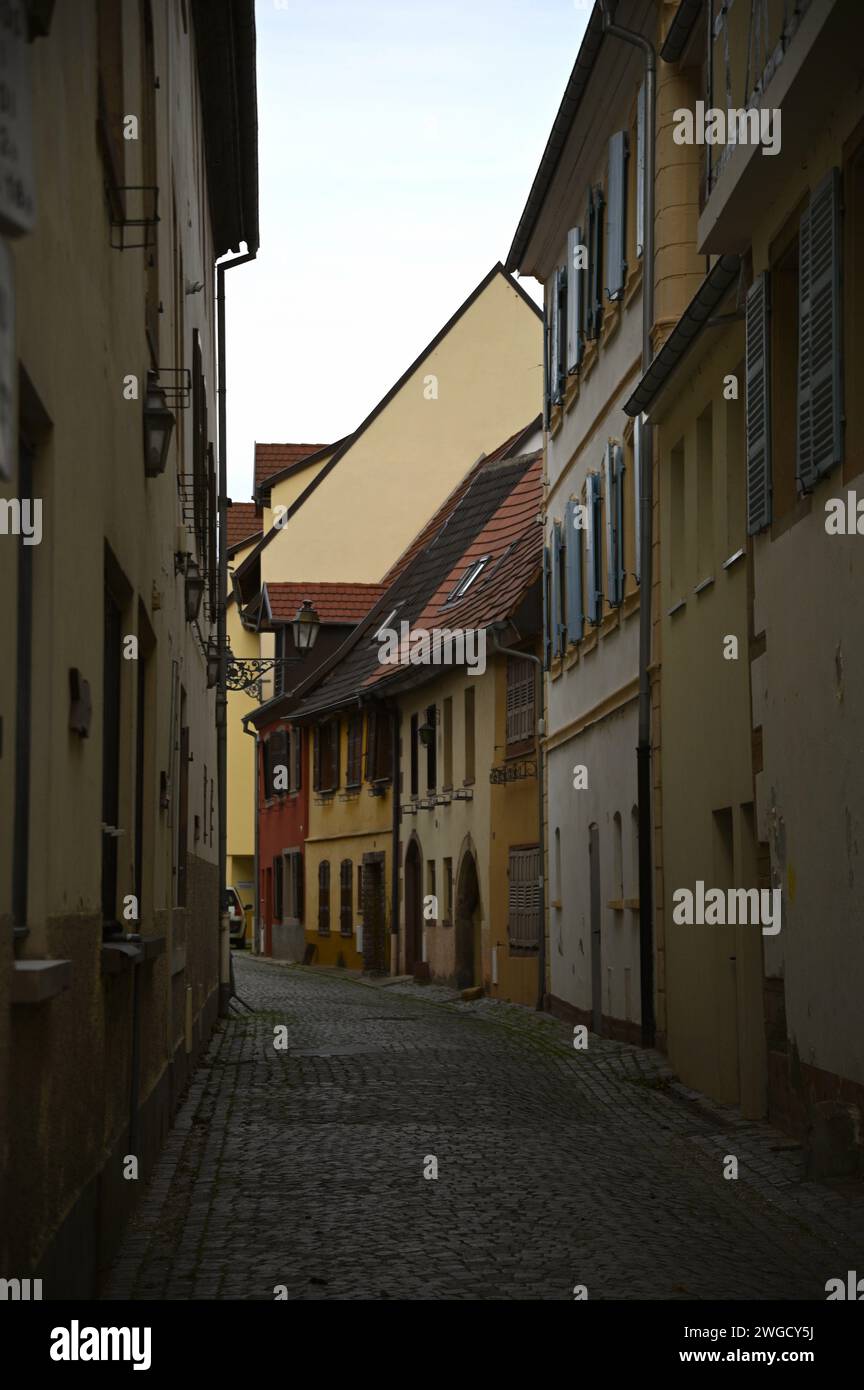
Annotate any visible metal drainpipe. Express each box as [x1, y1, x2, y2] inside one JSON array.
[[242, 714, 259, 955], [217, 248, 256, 1015], [389, 703, 400, 976], [600, 0, 657, 1046], [491, 639, 546, 1012]]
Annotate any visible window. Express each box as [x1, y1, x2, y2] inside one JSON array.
[[464, 687, 475, 783], [268, 728, 289, 797], [318, 860, 330, 934], [346, 712, 363, 787], [425, 704, 437, 791], [630, 805, 639, 903], [605, 131, 629, 301], [410, 712, 419, 797], [313, 718, 340, 792], [554, 828, 562, 907], [564, 499, 584, 644], [446, 557, 490, 604], [443, 858, 453, 924], [365, 707, 393, 782], [613, 812, 624, 901], [508, 845, 541, 951], [357, 863, 364, 910], [566, 226, 584, 376], [340, 859, 353, 936], [550, 520, 564, 656], [96, 0, 124, 209], [283, 849, 303, 923], [442, 697, 453, 788], [669, 441, 685, 594], [273, 854, 284, 921], [506, 656, 535, 747], [586, 185, 605, 339], [696, 406, 713, 577]]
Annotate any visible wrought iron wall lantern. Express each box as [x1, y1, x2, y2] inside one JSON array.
[[207, 602, 322, 693], [143, 373, 175, 477]]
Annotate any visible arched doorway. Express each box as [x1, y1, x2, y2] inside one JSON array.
[[404, 838, 423, 974], [455, 851, 480, 990]]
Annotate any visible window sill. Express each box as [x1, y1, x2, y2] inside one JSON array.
[[667, 598, 687, 618], [563, 373, 579, 414], [694, 575, 715, 595], [11, 958, 72, 1005], [723, 547, 746, 570], [601, 300, 622, 347], [622, 589, 640, 619], [101, 941, 143, 974], [623, 262, 643, 311]]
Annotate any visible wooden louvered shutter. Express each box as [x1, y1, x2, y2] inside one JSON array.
[[506, 658, 535, 745], [587, 473, 602, 624], [207, 445, 217, 612], [633, 415, 643, 583], [606, 131, 628, 300], [797, 167, 842, 490], [564, 498, 584, 643], [604, 444, 624, 607], [614, 445, 625, 603], [312, 725, 321, 790], [365, 709, 376, 781], [329, 719, 340, 790], [318, 860, 330, 933], [636, 83, 645, 258], [340, 859, 352, 935], [508, 846, 540, 950], [567, 226, 584, 374], [550, 520, 563, 657], [542, 543, 551, 671], [746, 272, 772, 532], [550, 268, 562, 405], [543, 295, 551, 427], [584, 190, 595, 341], [591, 185, 605, 336]]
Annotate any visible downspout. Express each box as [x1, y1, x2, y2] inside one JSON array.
[[599, 0, 657, 1047], [242, 714, 259, 955], [491, 638, 546, 1012], [217, 247, 256, 1015], [389, 703, 400, 976]]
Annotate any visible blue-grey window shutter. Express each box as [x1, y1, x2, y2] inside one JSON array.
[[587, 474, 602, 624], [633, 416, 643, 583], [636, 83, 645, 258], [591, 185, 605, 336], [584, 190, 595, 341], [564, 498, 584, 644], [606, 131, 628, 301], [542, 297, 550, 427], [745, 272, 772, 533], [603, 444, 624, 607], [797, 166, 842, 490], [550, 270, 562, 405], [542, 541, 551, 669], [567, 226, 584, 373], [550, 521, 564, 657], [557, 265, 568, 397], [614, 445, 625, 603]]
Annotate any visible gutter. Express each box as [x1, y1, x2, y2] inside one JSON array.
[[624, 255, 742, 417], [659, 0, 703, 64], [217, 247, 257, 1015], [599, 0, 657, 1048]]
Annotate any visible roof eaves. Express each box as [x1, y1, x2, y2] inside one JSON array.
[[659, 0, 704, 63]]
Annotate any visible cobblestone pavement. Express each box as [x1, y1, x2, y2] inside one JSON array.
[[103, 955, 864, 1301]]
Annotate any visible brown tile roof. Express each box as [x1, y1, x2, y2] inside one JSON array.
[[226, 502, 262, 550], [254, 442, 329, 491], [264, 582, 386, 626], [289, 440, 542, 721]]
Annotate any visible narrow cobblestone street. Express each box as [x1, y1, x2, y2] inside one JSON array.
[[103, 956, 864, 1301]]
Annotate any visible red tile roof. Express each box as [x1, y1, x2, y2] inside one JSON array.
[[254, 443, 329, 491], [227, 502, 262, 550], [264, 582, 386, 626]]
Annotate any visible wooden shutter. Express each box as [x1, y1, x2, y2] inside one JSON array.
[[606, 131, 628, 300], [340, 859, 353, 935], [746, 272, 772, 532], [543, 295, 551, 427], [508, 845, 540, 950], [318, 860, 330, 933], [270, 728, 288, 796], [312, 725, 321, 790], [207, 445, 217, 612], [614, 445, 625, 603], [584, 190, 595, 341], [347, 713, 362, 786], [636, 83, 645, 258], [328, 719, 340, 790], [797, 167, 842, 490], [261, 739, 271, 802], [365, 708, 377, 781], [587, 473, 602, 624], [604, 444, 624, 607], [591, 185, 605, 336], [292, 727, 303, 792], [506, 658, 535, 745], [550, 268, 562, 405], [566, 226, 584, 374], [550, 520, 564, 657], [557, 265, 568, 395], [542, 542, 551, 671], [273, 854, 283, 921], [564, 498, 584, 643]]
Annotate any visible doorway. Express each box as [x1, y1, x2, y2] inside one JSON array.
[[455, 850, 480, 990], [362, 852, 387, 973], [404, 838, 423, 974]]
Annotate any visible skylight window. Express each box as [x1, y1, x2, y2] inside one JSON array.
[[446, 556, 490, 604]]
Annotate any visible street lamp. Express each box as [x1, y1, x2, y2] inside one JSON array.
[[292, 600, 321, 652], [143, 373, 175, 477], [184, 556, 205, 622], [206, 638, 220, 689]]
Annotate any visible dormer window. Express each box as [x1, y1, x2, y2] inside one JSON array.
[[446, 557, 489, 604]]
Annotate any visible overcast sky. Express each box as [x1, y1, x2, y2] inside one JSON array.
[[224, 0, 591, 500]]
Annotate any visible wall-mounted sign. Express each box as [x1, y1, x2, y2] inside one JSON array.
[[0, 238, 14, 481], [0, 0, 35, 237]]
